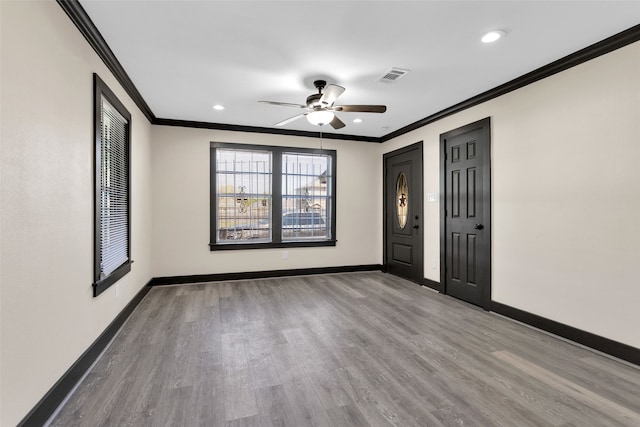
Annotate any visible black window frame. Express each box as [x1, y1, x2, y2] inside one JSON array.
[[210, 142, 337, 250], [93, 74, 132, 297]]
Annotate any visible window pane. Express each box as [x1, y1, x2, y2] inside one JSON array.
[[281, 152, 331, 241], [396, 171, 408, 229], [216, 149, 272, 243], [100, 97, 129, 277]]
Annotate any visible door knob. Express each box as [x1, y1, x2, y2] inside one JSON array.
[[474, 224, 484, 230]]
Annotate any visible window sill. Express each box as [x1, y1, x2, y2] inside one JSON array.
[[93, 260, 132, 297], [209, 240, 337, 251]]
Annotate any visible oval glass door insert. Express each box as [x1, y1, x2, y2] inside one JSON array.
[[396, 172, 408, 229]]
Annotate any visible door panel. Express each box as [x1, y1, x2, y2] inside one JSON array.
[[392, 243, 413, 265], [452, 170, 460, 217], [441, 119, 491, 308], [468, 167, 477, 217], [384, 142, 423, 284], [467, 234, 477, 284]]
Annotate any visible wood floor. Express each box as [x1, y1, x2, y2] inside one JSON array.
[[50, 272, 640, 426]]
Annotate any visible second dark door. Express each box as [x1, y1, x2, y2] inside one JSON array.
[[441, 119, 491, 308]]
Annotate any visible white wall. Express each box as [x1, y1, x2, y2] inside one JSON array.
[[382, 41, 640, 349], [0, 1, 153, 425], [151, 126, 382, 278]]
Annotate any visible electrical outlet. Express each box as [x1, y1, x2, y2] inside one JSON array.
[[283, 251, 288, 260]]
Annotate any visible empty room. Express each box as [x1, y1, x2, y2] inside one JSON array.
[[2, 1, 639, 426]]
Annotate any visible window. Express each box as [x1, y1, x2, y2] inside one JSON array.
[[93, 74, 132, 297], [216, 149, 272, 242], [210, 143, 336, 249]]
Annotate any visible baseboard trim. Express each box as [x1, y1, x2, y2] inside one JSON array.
[[422, 278, 442, 292], [151, 264, 384, 286], [490, 301, 640, 366], [18, 281, 153, 427]]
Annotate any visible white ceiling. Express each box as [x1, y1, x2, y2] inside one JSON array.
[[79, 1, 640, 138]]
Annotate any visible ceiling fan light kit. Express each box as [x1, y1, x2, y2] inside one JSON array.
[[259, 79, 387, 130], [307, 110, 335, 126]]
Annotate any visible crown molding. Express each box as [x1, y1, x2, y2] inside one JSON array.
[[381, 23, 640, 142], [153, 118, 381, 143], [57, 0, 156, 123], [58, 1, 639, 142]]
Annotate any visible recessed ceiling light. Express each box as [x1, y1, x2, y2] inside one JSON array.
[[481, 30, 506, 43], [353, 118, 363, 123], [212, 104, 225, 110]]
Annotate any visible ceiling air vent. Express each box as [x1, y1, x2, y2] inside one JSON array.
[[379, 68, 410, 84]]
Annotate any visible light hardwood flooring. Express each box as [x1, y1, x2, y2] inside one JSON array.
[[50, 272, 640, 426]]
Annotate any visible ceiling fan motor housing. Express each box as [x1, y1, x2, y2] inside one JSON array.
[[313, 80, 327, 91], [306, 93, 322, 108], [308, 80, 331, 107]]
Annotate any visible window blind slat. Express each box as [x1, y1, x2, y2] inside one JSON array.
[[99, 96, 129, 278]]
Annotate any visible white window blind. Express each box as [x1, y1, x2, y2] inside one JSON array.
[[99, 97, 129, 278]]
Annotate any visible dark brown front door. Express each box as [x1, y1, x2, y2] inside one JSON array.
[[441, 118, 491, 308], [384, 142, 423, 284]]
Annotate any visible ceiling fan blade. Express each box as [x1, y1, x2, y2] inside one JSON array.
[[319, 84, 345, 107], [275, 113, 307, 127], [329, 115, 346, 129], [259, 101, 307, 109], [332, 105, 387, 113]]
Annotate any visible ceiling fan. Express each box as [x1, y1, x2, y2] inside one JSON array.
[[259, 80, 386, 129]]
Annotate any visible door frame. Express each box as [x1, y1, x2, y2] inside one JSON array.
[[439, 118, 492, 309], [383, 141, 424, 284]]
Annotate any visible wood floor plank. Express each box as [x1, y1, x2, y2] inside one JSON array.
[[326, 404, 371, 427], [280, 372, 334, 427], [247, 353, 281, 389], [192, 368, 225, 426], [225, 414, 262, 427], [579, 355, 640, 409], [406, 331, 580, 425], [50, 272, 640, 427], [494, 350, 640, 426], [335, 364, 421, 427], [221, 333, 258, 421], [254, 384, 297, 427]]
